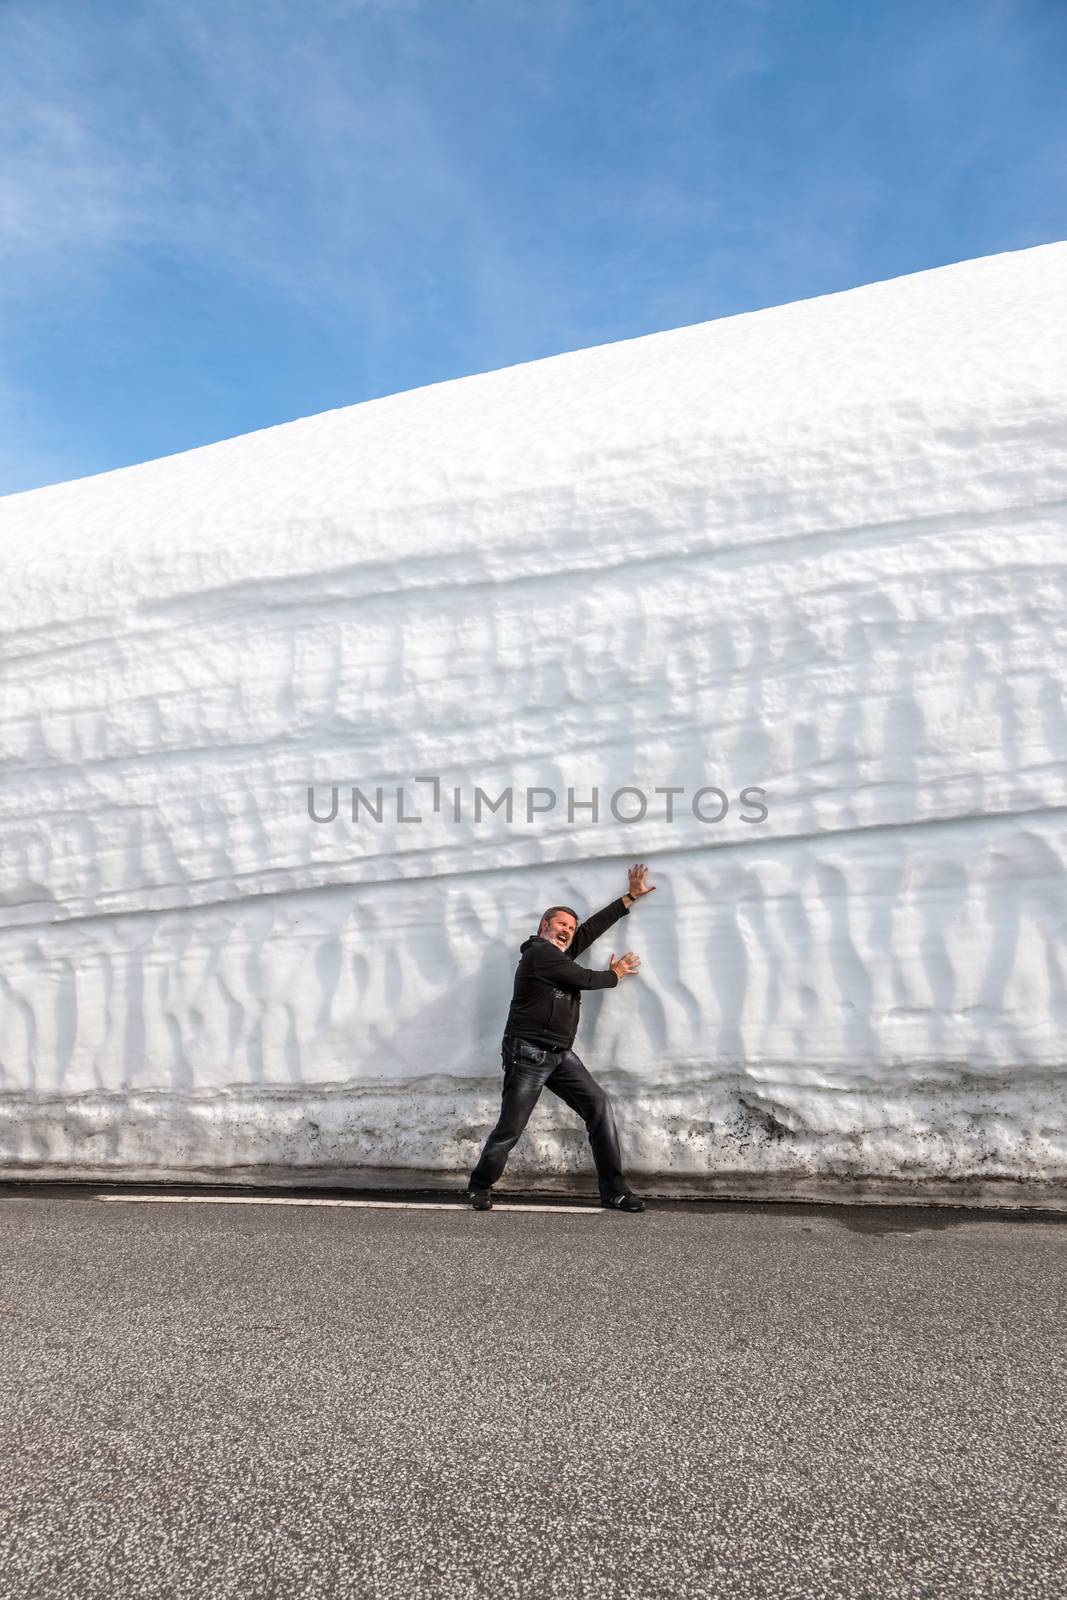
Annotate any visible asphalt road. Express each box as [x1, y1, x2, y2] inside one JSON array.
[[0, 1188, 1063, 1600]]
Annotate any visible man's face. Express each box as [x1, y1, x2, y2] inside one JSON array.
[[541, 910, 577, 951]]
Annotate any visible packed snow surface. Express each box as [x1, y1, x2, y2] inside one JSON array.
[[2, 242, 1066, 1192]]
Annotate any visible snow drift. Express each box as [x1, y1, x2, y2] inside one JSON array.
[[2, 242, 1066, 1201]]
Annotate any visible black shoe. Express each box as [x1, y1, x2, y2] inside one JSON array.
[[601, 1191, 646, 1212], [467, 1185, 493, 1211]]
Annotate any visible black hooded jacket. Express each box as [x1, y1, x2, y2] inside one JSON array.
[[502, 897, 631, 1051]]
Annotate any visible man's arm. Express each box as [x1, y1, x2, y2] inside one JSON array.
[[569, 864, 656, 957], [528, 939, 619, 991], [568, 897, 629, 958]]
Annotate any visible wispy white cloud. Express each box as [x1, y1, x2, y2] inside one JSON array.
[[2, 0, 1064, 495], [2, 0, 484, 327], [1, 11, 150, 263], [0, 0, 780, 357]]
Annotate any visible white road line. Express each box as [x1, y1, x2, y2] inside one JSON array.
[[92, 1194, 601, 1215]]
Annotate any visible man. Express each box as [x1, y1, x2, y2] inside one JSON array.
[[466, 863, 656, 1213]]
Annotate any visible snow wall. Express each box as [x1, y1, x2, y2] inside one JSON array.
[[2, 242, 1066, 1205]]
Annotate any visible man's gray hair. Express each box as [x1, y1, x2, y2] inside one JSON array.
[[538, 904, 579, 934]]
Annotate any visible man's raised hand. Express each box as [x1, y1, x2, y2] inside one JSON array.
[[610, 951, 641, 979], [627, 863, 656, 901]]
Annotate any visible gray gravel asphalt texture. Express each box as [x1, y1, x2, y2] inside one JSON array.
[[0, 1188, 1063, 1600]]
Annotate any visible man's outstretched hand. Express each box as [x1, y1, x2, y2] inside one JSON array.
[[616, 867, 652, 965], [624, 863, 656, 905], [610, 951, 641, 979]]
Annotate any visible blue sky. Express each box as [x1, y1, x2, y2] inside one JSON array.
[[3, 0, 1065, 496]]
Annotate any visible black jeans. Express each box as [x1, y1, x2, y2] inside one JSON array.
[[469, 1033, 628, 1202]]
